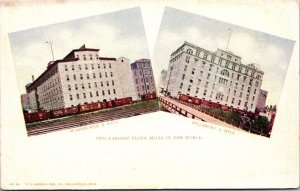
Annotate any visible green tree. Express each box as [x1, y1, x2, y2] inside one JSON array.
[[253, 116, 270, 132]]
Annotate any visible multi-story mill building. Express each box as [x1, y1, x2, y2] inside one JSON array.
[[131, 59, 156, 98], [161, 41, 264, 113], [26, 45, 137, 112]]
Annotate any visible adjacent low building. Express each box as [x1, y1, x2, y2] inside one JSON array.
[[160, 41, 265, 113], [26, 44, 137, 112], [256, 89, 268, 112], [131, 59, 156, 99]]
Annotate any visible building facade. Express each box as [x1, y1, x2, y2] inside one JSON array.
[[131, 59, 156, 99], [256, 89, 268, 112], [161, 41, 264, 113], [20, 94, 30, 112], [26, 45, 137, 112], [159, 69, 168, 93]]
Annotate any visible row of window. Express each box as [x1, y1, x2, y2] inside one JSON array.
[[64, 62, 112, 71], [69, 89, 117, 100], [75, 54, 98, 61], [67, 80, 115, 91], [66, 72, 113, 81]]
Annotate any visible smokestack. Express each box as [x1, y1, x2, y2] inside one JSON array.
[[32, 75, 35, 82]]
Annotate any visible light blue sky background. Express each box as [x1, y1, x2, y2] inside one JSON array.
[[9, 7, 149, 94], [153, 7, 295, 106]]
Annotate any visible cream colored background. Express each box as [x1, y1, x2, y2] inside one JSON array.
[[0, 0, 299, 189]]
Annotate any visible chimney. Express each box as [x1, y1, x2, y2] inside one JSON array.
[[32, 75, 35, 82]]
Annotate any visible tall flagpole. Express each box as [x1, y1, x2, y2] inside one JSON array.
[[46, 41, 55, 61], [225, 28, 232, 51]]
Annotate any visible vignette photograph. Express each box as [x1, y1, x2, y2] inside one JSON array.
[[9, 7, 159, 136], [154, 7, 295, 138]]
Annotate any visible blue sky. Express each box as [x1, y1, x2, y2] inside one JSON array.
[[153, 7, 295, 106], [9, 7, 149, 94]]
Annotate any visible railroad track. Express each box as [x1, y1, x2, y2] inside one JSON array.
[[27, 106, 158, 136]]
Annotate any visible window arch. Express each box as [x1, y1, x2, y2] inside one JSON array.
[[256, 75, 261, 80], [187, 49, 193, 55], [220, 69, 229, 77]]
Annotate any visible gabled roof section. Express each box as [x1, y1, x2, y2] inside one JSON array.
[[63, 44, 100, 60]]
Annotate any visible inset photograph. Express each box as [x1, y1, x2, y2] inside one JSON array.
[[10, 8, 158, 136], [154, 7, 294, 138]]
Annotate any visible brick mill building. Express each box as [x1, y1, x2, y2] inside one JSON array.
[[160, 41, 265, 113], [26, 45, 137, 112], [131, 59, 156, 99]]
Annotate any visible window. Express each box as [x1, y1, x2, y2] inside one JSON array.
[[110, 72, 113, 77], [191, 68, 195, 74], [190, 79, 193, 83], [78, 65, 81, 70], [200, 71, 203, 77], [65, 65, 68, 71], [187, 85, 191, 92], [209, 64, 213, 71], [237, 74, 240, 80], [94, 82, 97, 87], [109, 63, 111, 68], [90, 92, 93, 97], [91, 64, 94, 69], [205, 82, 209, 88], [82, 83, 85, 89], [72, 65, 74, 71], [244, 102, 248, 107], [207, 73, 211, 79], [252, 96, 255, 101], [235, 83, 238, 89], [203, 90, 207, 96], [197, 79, 201, 85], [106, 81, 109, 86], [96, 54, 99, 59], [102, 90, 105, 96], [83, 93, 86, 98], [80, 74, 83, 80], [234, 90, 236, 96], [255, 81, 259, 87], [232, 98, 235, 104], [254, 89, 256, 94], [179, 83, 183, 89], [241, 85, 244, 91], [76, 94, 79, 99], [83, 55, 86, 60], [76, 55, 79, 59], [202, 61, 206, 68], [70, 94, 73, 101], [108, 90, 111, 95], [66, 75, 69, 81], [238, 100, 241, 106], [221, 69, 229, 77], [182, 74, 185, 80], [75, 84, 78, 90], [228, 88, 230, 93], [96, 91, 99, 96], [90, 55, 93, 60], [186, 56, 190, 63], [99, 73, 102, 78], [87, 74, 89, 79], [212, 84, 215, 89], [240, 92, 243, 98], [85, 64, 88, 70], [93, 73, 96, 79], [105, 72, 107, 78], [113, 89, 116, 94], [73, 74, 76, 80], [103, 63, 106, 69], [112, 80, 114, 85], [101, 82, 103, 87], [68, 85, 71, 91], [196, 87, 199, 93], [243, 76, 247, 82], [203, 54, 208, 59], [187, 49, 193, 54], [98, 64, 100, 68], [135, 79, 138, 84]]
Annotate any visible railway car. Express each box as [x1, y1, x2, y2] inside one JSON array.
[[79, 102, 102, 113], [178, 94, 191, 102], [24, 111, 51, 123], [113, 97, 133, 107], [52, 108, 67, 118], [101, 100, 113, 109], [191, 97, 201, 105], [141, 93, 157, 101]]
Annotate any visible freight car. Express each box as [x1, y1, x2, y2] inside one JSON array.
[[24, 96, 134, 124], [24, 111, 51, 123], [141, 93, 157, 101]]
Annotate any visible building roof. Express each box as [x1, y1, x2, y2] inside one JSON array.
[[63, 44, 99, 60]]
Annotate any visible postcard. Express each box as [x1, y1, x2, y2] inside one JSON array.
[[0, 1, 299, 189]]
